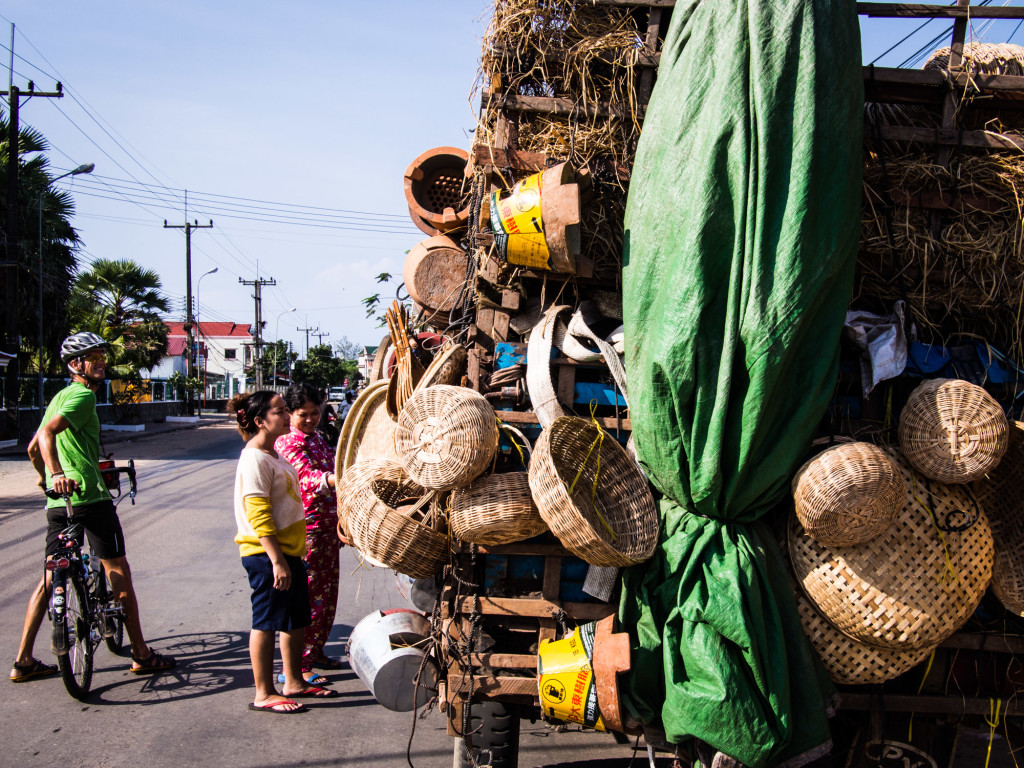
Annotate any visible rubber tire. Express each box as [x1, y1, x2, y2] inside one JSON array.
[[56, 569, 94, 700], [453, 701, 520, 768]]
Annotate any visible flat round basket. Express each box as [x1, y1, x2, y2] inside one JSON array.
[[336, 381, 400, 482], [794, 586, 936, 685], [338, 459, 449, 579], [792, 442, 903, 546], [898, 378, 1009, 483], [450, 472, 547, 545], [973, 420, 1024, 615], [528, 416, 658, 567], [789, 450, 993, 650], [395, 385, 498, 490]]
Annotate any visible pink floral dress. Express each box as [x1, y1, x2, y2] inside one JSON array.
[[275, 426, 339, 669]]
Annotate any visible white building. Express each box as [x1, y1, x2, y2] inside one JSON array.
[[148, 321, 253, 398]]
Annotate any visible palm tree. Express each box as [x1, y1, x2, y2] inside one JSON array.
[[0, 112, 82, 373], [69, 259, 170, 374]]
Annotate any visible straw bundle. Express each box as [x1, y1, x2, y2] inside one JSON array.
[[926, 42, 1024, 78], [385, 301, 425, 420], [339, 459, 449, 579], [898, 378, 1008, 484], [450, 472, 547, 545], [792, 442, 904, 546], [395, 385, 499, 490], [789, 450, 993, 650], [528, 416, 658, 567], [973, 420, 1024, 615]]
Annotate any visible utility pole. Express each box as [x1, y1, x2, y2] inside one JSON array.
[[163, 217, 213, 415], [312, 330, 330, 349], [297, 322, 319, 358], [240, 275, 276, 389], [0, 79, 63, 441]]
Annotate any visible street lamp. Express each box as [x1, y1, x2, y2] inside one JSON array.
[[38, 163, 94, 410], [272, 307, 297, 387], [195, 267, 218, 414]]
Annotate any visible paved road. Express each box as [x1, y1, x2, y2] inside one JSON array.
[[0, 420, 645, 768]]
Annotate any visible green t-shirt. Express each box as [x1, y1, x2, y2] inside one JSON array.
[[42, 382, 107, 509]]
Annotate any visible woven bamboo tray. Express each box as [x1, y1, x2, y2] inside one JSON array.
[[335, 381, 399, 483], [791, 442, 903, 546], [795, 586, 936, 685], [789, 450, 993, 650], [395, 385, 498, 490], [450, 472, 547, 545], [974, 420, 1024, 615], [339, 459, 449, 579], [528, 416, 658, 567], [898, 378, 1009, 484]]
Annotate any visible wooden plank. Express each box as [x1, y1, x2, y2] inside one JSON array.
[[542, 556, 562, 601], [471, 653, 537, 670], [466, 542, 574, 557], [556, 364, 576, 410], [488, 92, 646, 120], [638, 7, 663, 105], [840, 693, 1024, 716], [495, 409, 632, 431], [940, 632, 1024, 654], [877, 124, 1024, 151], [474, 146, 548, 172], [456, 595, 615, 622], [858, 2, 1024, 19], [467, 675, 537, 698], [591, 0, 676, 6]]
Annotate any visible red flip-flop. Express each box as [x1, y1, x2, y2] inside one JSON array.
[[286, 685, 339, 699], [248, 698, 307, 714]]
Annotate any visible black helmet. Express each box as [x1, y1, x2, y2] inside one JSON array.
[[60, 332, 108, 363]]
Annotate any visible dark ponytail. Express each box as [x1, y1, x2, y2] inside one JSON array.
[[226, 390, 278, 440]]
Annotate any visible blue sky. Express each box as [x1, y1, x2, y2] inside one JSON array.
[[5, 2, 1024, 353]]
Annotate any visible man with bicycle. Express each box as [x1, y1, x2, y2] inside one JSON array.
[[9, 332, 175, 682]]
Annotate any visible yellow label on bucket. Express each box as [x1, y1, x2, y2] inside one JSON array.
[[490, 171, 552, 270], [537, 624, 606, 731]]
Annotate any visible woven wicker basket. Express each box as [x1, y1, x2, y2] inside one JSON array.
[[792, 442, 903, 546], [339, 459, 449, 579], [795, 586, 936, 685], [789, 450, 993, 650], [973, 420, 1024, 615], [450, 472, 547, 545], [336, 381, 399, 482], [415, 343, 466, 391], [528, 417, 658, 567], [395, 385, 498, 490], [898, 378, 1009, 484]]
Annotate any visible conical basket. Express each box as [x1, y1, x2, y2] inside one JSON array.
[[973, 420, 1024, 615], [898, 378, 1009, 483], [395, 385, 498, 490], [339, 459, 449, 579], [450, 472, 547, 545], [789, 449, 993, 650], [528, 417, 658, 567], [792, 442, 903, 546]]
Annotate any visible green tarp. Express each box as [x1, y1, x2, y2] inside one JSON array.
[[619, 1, 862, 766]]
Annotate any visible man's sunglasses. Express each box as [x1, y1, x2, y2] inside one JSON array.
[[83, 352, 106, 362]]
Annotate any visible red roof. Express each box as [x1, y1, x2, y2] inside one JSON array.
[[167, 337, 187, 355], [165, 321, 252, 338]]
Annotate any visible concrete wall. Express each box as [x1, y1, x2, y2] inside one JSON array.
[[18, 400, 187, 441]]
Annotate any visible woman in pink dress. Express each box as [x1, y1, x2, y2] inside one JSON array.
[[275, 382, 343, 673]]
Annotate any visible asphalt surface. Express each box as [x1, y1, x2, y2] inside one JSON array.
[[0, 418, 649, 768]]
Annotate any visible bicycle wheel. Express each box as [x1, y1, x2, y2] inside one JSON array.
[[56, 569, 94, 700], [94, 565, 124, 655]]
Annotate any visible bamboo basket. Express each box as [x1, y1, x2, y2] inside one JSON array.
[[528, 416, 658, 567], [339, 459, 449, 579], [450, 472, 547, 545], [898, 378, 1009, 484], [789, 449, 993, 650], [795, 587, 936, 686], [395, 385, 498, 490], [973, 420, 1024, 615], [415, 343, 467, 391], [791, 442, 903, 546], [335, 380, 399, 488]]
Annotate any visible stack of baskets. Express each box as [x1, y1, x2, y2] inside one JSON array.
[[337, 343, 660, 580], [788, 378, 1009, 685]]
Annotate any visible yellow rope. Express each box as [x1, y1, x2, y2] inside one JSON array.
[[985, 698, 1002, 768], [910, 472, 959, 583], [497, 417, 527, 467], [907, 649, 936, 742], [568, 402, 616, 541]]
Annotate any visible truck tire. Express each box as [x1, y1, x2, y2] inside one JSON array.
[[453, 701, 520, 768]]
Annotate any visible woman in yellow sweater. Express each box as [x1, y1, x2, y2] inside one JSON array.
[[228, 391, 338, 714]]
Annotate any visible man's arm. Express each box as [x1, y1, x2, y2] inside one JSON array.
[[28, 415, 77, 495]]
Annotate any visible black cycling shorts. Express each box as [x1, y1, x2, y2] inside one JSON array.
[[44, 499, 125, 560]]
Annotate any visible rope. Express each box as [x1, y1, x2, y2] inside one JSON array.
[[567, 404, 617, 541], [985, 698, 1002, 768]]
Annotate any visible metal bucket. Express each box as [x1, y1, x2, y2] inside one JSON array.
[[347, 609, 436, 712]]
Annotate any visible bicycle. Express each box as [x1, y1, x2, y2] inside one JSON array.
[[45, 459, 137, 700]]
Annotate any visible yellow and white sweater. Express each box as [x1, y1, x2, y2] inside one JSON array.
[[233, 446, 306, 558]]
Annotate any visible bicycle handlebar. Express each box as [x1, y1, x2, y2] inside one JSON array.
[[43, 459, 137, 504]]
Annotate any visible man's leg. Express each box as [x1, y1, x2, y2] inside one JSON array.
[[102, 556, 149, 660], [12, 573, 51, 667]]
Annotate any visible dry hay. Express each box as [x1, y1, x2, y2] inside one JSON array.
[[857, 146, 1024, 369], [472, 0, 648, 274], [926, 42, 1024, 78]]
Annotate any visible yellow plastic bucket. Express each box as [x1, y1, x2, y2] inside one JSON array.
[[537, 623, 606, 731]]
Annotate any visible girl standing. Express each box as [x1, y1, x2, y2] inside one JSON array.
[[229, 391, 337, 714]]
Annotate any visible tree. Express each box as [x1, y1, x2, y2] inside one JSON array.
[[69, 259, 170, 375], [292, 344, 355, 390], [0, 112, 83, 374], [334, 336, 361, 361], [255, 339, 297, 384]]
